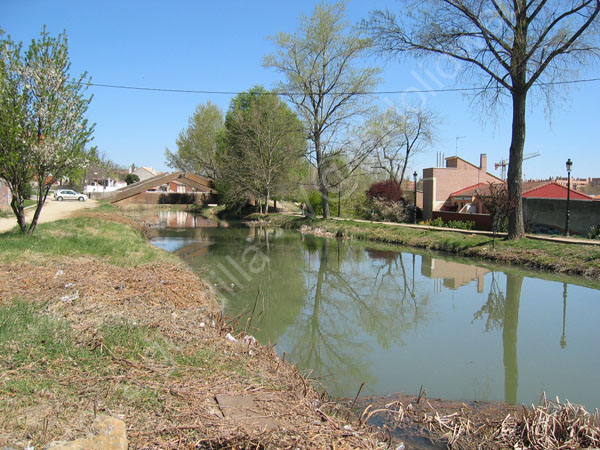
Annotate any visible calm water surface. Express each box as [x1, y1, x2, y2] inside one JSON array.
[[141, 211, 600, 412]]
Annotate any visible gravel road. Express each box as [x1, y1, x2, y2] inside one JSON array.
[[0, 198, 99, 233]]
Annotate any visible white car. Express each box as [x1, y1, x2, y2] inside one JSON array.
[[54, 189, 86, 202]]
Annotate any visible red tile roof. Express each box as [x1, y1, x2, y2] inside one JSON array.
[[449, 182, 491, 197], [522, 181, 593, 200]]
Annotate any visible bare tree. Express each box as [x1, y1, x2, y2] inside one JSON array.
[[264, 1, 381, 218], [367, 0, 600, 239], [367, 105, 437, 182], [476, 181, 517, 245]]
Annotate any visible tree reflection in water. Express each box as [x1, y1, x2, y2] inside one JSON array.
[[287, 237, 431, 396], [473, 271, 523, 404]]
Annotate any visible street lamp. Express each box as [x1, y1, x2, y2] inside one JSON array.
[[413, 171, 418, 224], [565, 159, 572, 236]]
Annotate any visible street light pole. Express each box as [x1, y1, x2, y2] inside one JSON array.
[[565, 159, 572, 237], [413, 171, 418, 224]]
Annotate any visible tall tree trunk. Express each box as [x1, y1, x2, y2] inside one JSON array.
[[507, 89, 526, 239], [26, 184, 50, 236], [507, 3, 528, 240], [315, 134, 330, 218], [265, 189, 270, 214]]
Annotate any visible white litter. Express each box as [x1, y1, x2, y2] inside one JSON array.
[[54, 269, 64, 278], [60, 291, 79, 303], [242, 335, 257, 346], [199, 322, 206, 328], [225, 333, 237, 342]]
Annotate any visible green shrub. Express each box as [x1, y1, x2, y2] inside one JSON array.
[[445, 220, 475, 230], [430, 217, 444, 227], [305, 190, 323, 216], [429, 217, 474, 230], [589, 224, 600, 240]]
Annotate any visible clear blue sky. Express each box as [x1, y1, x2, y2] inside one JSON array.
[[2, 0, 598, 180]]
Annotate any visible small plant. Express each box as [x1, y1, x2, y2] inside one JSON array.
[[430, 217, 444, 227], [588, 224, 600, 240]]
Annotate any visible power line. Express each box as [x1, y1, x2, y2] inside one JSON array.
[[86, 77, 600, 96]]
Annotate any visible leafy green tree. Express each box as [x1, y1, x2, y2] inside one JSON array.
[[264, 1, 380, 218], [367, 0, 600, 239], [124, 173, 140, 185], [164, 101, 224, 179], [0, 27, 94, 235], [220, 86, 306, 213]]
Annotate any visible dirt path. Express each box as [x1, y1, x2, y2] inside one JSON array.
[[0, 198, 99, 233]]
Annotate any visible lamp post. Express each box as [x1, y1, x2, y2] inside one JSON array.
[[413, 171, 418, 224], [565, 159, 572, 236]]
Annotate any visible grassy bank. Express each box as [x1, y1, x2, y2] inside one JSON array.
[[252, 214, 600, 280], [0, 209, 382, 450]]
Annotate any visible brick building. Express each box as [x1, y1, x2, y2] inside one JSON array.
[[422, 154, 502, 220]]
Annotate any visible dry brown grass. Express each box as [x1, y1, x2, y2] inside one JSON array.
[[359, 392, 600, 450], [0, 258, 385, 449]]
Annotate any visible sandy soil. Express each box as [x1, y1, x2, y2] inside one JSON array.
[[0, 198, 99, 233]]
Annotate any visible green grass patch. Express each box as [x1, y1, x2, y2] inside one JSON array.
[[0, 215, 178, 266], [100, 318, 174, 363], [0, 299, 77, 366]]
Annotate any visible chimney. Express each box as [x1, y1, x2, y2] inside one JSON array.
[[480, 154, 487, 172]]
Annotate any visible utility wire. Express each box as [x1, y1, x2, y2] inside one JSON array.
[[86, 77, 600, 96]]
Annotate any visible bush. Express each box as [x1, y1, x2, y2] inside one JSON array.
[[430, 217, 444, 227], [305, 190, 324, 216], [445, 220, 475, 230], [588, 224, 600, 240], [429, 217, 475, 230], [364, 197, 409, 223], [366, 179, 403, 202]]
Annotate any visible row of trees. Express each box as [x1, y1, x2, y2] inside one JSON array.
[[166, 90, 434, 217], [165, 4, 437, 216], [165, 88, 307, 214], [168, 0, 599, 240]]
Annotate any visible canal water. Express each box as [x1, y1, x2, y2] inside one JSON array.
[[140, 211, 600, 413]]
